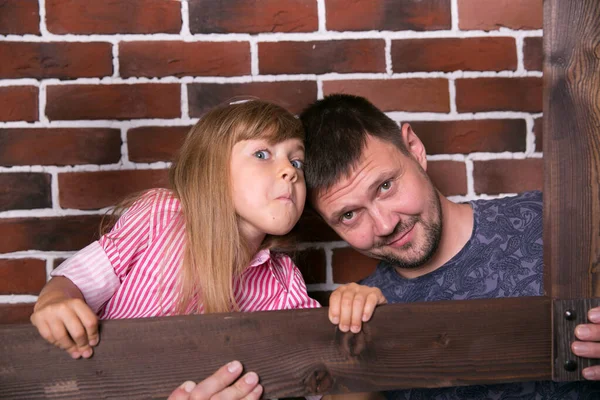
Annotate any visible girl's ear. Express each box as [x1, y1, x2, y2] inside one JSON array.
[[401, 123, 427, 171]]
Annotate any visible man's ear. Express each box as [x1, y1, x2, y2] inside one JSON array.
[[401, 123, 427, 171]]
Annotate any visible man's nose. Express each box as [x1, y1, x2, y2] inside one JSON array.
[[371, 205, 398, 237]]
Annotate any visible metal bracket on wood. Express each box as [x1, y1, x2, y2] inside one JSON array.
[[553, 299, 600, 381]]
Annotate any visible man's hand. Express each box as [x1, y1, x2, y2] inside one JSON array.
[[571, 307, 600, 380], [328, 283, 387, 333], [168, 361, 262, 400]]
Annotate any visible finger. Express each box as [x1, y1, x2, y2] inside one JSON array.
[[575, 324, 600, 341], [350, 293, 366, 333], [168, 381, 197, 400], [48, 318, 79, 358], [241, 384, 263, 400], [572, 341, 600, 358], [328, 289, 343, 324], [211, 372, 259, 400], [32, 317, 55, 344], [62, 313, 89, 351], [187, 361, 243, 400], [588, 307, 600, 323], [582, 365, 600, 380], [361, 292, 379, 322], [73, 301, 100, 347], [338, 290, 355, 332]]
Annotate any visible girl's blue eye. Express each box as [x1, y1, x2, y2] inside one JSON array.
[[254, 150, 269, 160], [291, 159, 304, 170]]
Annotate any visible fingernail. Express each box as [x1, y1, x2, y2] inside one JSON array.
[[71, 352, 80, 359], [253, 385, 263, 394], [576, 325, 591, 338], [583, 369, 597, 380], [331, 317, 339, 324], [362, 314, 368, 322], [227, 360, 242, 373], [89, 338, 98, 346], [82, 349, 92, 358], [245, 372, 258, 385], [590, 310, 600, 323], [572, 342, 586, 354], [182, 381, 196, 393], [351, 325, 360, 333], [340, 324, 349, 332]]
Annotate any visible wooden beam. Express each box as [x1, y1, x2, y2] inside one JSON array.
[[0, 297, 551, 399], [544, 0, 600, 299]]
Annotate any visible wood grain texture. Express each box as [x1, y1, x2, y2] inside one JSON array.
[[544, 0, 600, 298], [553, 299, 600, 381], [0, 298, 551, 399]]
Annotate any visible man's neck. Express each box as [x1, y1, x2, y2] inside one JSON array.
[[395, 194, 474, 280]]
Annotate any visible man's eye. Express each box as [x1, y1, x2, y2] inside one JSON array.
[[341, 211, 354, 221], [381, 181, 392, 191], [254, 150, 269, 160], [291, 159, 304, 169]]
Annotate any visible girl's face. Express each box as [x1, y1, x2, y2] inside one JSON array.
[[230, 137, 306, 244]]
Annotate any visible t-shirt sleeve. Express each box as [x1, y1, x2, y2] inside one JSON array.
[[51, 190, 159, 313]]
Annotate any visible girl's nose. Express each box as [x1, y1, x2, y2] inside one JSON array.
[[280, 161, 298, 182]]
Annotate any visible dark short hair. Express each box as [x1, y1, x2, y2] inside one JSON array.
[[299, 93, 408, 195]]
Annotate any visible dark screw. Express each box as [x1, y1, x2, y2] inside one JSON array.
[[565, 310, 576, 321], [564, 360, 578, 371]]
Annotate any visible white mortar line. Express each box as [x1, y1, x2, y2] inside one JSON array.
[[317, 0, 327, 32]]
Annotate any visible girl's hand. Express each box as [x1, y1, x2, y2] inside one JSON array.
[[30, 296, 99, 359], [328, 283, 387, 333]]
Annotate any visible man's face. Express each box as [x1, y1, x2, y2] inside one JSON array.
[[312, 134, 442, 268]]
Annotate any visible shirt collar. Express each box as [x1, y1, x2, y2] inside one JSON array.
[[248, 248, 271, 268]]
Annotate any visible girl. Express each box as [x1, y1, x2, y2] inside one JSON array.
[[30, 100, 385, 364]]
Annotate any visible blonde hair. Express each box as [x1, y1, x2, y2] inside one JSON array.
[[104, 101, 304, 315]]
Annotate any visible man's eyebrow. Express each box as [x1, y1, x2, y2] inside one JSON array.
[[367, 170, 398, 193]]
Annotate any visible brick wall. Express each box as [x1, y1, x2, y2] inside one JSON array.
[[0, 0, 543, 323]]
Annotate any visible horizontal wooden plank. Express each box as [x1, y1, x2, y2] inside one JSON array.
[[0, 297, 551, 399]]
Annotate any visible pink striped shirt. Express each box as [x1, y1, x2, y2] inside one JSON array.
[[52, 189, 320, 319]]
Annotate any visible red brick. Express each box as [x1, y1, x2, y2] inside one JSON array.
[[190, 0, 317, 34], [294, 248, 326, 284], [323, 79, 450, 113], [332, 248, 378, 283], [427, 161, 467, 196], [46, 0, 181, 34], [188, 81, 317, 116], [524, 37, 543, 71], [473, 158, 542, 194], [46, 84, 180, 120], [0, 0, 40, 35], [0, 128, 121, 166], [0, 173, 51, 211], [120, 41, 250, 78], [307, 291, 332, 306], [0, 42, 112, 79], [0, 303, 35, 324], [455, 78, 542, 113], [0, 259, 46, 294], [534, 117, 543, 152], [392, 37, 516, 72], [128, 126, 190, 163], [0, 86, 38, 122], [292, 209, 340, 243], [59, 169, 169, 210], [326, 0, 451, 32], [0, 215, 102, 253], [458, 0, 542, 30], [411, 119, 526, 155], [259, 40, 386, 74]]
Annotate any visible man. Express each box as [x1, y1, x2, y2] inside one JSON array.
[[169, 93, 600, 399], [299, 93, 600, 399]]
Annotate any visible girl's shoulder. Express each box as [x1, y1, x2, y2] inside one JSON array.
[[124, 189, 183, 235], [136, 188, 181, 212]]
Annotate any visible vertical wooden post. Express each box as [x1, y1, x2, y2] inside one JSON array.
[[544, 0, 600, 380]]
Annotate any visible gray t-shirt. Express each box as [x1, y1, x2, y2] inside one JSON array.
[[361, 191, 600, 399]]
